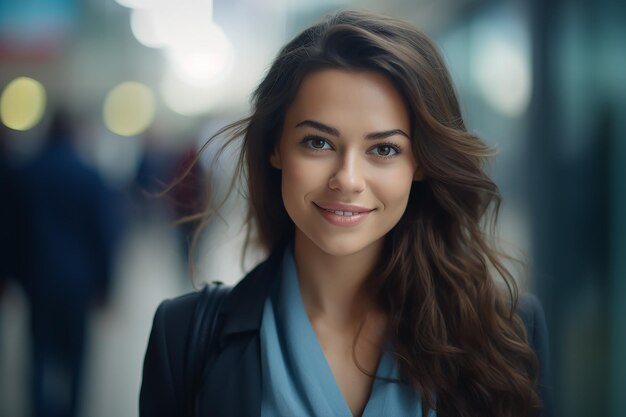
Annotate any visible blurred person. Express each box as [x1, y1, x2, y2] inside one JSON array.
[[0, 138, 14, 295], [140, 10, 551, 417], [16, 110, 123, 417], [0, 129, 28, 302]]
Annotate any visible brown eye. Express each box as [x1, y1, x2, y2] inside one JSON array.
[[302, 136, 332, 150], [311, 138, 327, 148], [371, 144, 399, 157]]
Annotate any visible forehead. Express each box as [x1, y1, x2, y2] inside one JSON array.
[[284, 69, 410, 133]]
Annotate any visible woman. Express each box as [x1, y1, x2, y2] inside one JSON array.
[[140, 10, 551, 417]]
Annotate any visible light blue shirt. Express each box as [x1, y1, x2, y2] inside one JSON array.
[[260, 244, 435, 417]]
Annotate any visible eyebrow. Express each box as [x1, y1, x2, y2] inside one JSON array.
[[295, 119, 409, 140]]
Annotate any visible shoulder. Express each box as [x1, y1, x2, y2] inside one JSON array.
[[516, 293, 547, 346], [154, 291, 201, 332], [141, 258, 274, 379], [515, 294, 550, 372], [145, 291, 205, 360], [515, 293, 550, 366], [516, 293, 553, 416], [149, 251, 277, 345], [140, 292, 202, 414], [141, 250, 282, 416], [140, 288, 234, 415]]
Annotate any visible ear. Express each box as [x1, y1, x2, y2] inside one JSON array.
[[413, 165, 425, 181], [270, 147, 282, 169]]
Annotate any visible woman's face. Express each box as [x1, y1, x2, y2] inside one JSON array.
[[271, 69, 422, 257]]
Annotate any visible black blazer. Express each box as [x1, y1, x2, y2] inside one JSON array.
[[140, 249, 552, 416]]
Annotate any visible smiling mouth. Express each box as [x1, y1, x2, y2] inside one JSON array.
[[319, 207, 362, 216], [313, 203, 374, 217], [313, 203, 373, 227]]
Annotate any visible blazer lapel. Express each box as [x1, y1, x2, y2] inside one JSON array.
[[196, 246, 284, 417]]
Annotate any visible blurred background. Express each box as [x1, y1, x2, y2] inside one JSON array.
[[0, 0, 624, 416]]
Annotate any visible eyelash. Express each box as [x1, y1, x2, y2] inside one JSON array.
[[370, 142, 402, 159], [300, 135, 403, 159], [301, 135, 332, 151]]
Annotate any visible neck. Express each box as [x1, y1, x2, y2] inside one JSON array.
[[293, 232, 384, 328]]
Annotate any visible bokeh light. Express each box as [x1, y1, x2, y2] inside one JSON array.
[[130, 8, 163, 49], [124, 0, 234, 91], [160, 68, 221, 115], [114, 0, 153, 9], [469, 14, 532, 119], [0, 77, 47, 131], [152, 1, 214, 49], [103, 81, 155, 136], [472, 37, 532, 118], [164, 23, 234, 87]]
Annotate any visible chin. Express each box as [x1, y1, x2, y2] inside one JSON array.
[[303, 231, 383, 259]]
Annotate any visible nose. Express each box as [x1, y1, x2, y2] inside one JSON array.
[[328, 150, 365, 194]]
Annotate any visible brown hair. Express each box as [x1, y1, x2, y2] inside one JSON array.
[[181, 9, 541, 417]]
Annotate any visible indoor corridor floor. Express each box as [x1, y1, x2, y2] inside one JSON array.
[[0, 218, 220, 417]]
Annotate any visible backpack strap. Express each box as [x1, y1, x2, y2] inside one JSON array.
[[184, 281, 231, 416]]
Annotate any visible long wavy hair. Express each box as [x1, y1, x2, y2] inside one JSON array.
[[180, 9, 541, 417]]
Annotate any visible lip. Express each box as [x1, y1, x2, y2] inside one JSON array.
[[313, 202, 375, 227], [313, 202, 375, 213]]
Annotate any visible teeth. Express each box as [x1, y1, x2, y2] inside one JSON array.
[[328, 210, 355, 216], [320, 206, 362, 216]]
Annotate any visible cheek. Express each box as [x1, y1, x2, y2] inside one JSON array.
[[372, 165, 415, 206], [280, 156, 327, 197], [279, 158, 324, 232], [279, 157, 320, 219]]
